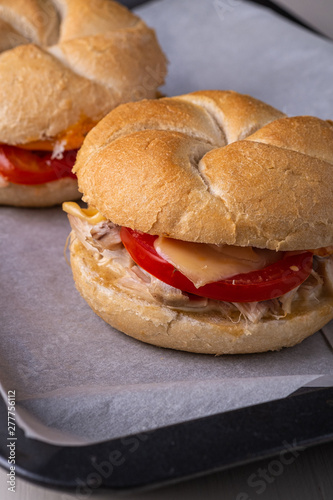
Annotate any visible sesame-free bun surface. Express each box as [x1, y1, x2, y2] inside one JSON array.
[[74, 90, 333, 251], [0, 176, 80, 207], [0, 0, 167, 145], [70, 237, 333, 354]]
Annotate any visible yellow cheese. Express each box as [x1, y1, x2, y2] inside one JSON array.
[[154, 237, 282, 288], [18, 116, 97, 151], [62, 202, 106, 225]]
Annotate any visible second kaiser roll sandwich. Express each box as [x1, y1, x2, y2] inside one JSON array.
[[0, 0, 166, 207], [63, 90, 333, 354]]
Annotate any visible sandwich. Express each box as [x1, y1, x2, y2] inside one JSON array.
[[63, 90, 333, 354], [0, 0, 166, 207]]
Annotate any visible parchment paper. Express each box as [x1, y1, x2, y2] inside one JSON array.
[[1, 0, 333, 446]]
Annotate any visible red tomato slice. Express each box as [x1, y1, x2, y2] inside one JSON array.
[[0, 145, 77, 185], [120, 227, 313, 302]]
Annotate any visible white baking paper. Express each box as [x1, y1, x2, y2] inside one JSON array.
[[1, 0, 333, 446]]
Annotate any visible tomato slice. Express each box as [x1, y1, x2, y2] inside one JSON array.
[[120, 227, 313, 302], [0, 145, 77, 185]]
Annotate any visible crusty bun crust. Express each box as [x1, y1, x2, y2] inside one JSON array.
[[70, 237, 333, 354], [0, 177, 80, 207], [0, 0, 167, 145], [74, 90, 333, 251]]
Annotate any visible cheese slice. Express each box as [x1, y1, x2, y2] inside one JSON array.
[[17, 116, 97, 151], [62, 202, 106, 225], [154, 237, 282, 288]]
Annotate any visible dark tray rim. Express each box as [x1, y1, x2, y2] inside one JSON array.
[[1, 386, 333, 493]]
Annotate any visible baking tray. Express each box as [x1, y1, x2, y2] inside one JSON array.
[[1, 0, 332, 493], [1, 387, 333, 492], [122, 0, 325, 36]]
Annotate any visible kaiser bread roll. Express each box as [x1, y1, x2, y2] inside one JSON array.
[[65, 90, 333, 354], [75, 90, 333, 251], [0, 0, 167, 206]]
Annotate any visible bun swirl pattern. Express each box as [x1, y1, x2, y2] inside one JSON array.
[[75, 90, 333, 251], [0, 0, 167, 145]]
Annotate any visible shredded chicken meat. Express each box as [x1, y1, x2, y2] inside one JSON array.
[[69, 215, 333, 324]]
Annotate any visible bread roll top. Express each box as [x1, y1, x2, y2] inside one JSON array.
[[74, 90, 333, 251], [0, 0, 167, 145]]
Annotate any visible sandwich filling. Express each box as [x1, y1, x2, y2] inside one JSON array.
[[0, 145, 77, 187], [0, 117, 96, 187], [63, 203, 333, 324]]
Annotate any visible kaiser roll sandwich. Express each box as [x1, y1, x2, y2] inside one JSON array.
[[0, 0, 166, 207], [63, 90, 333, 354]]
